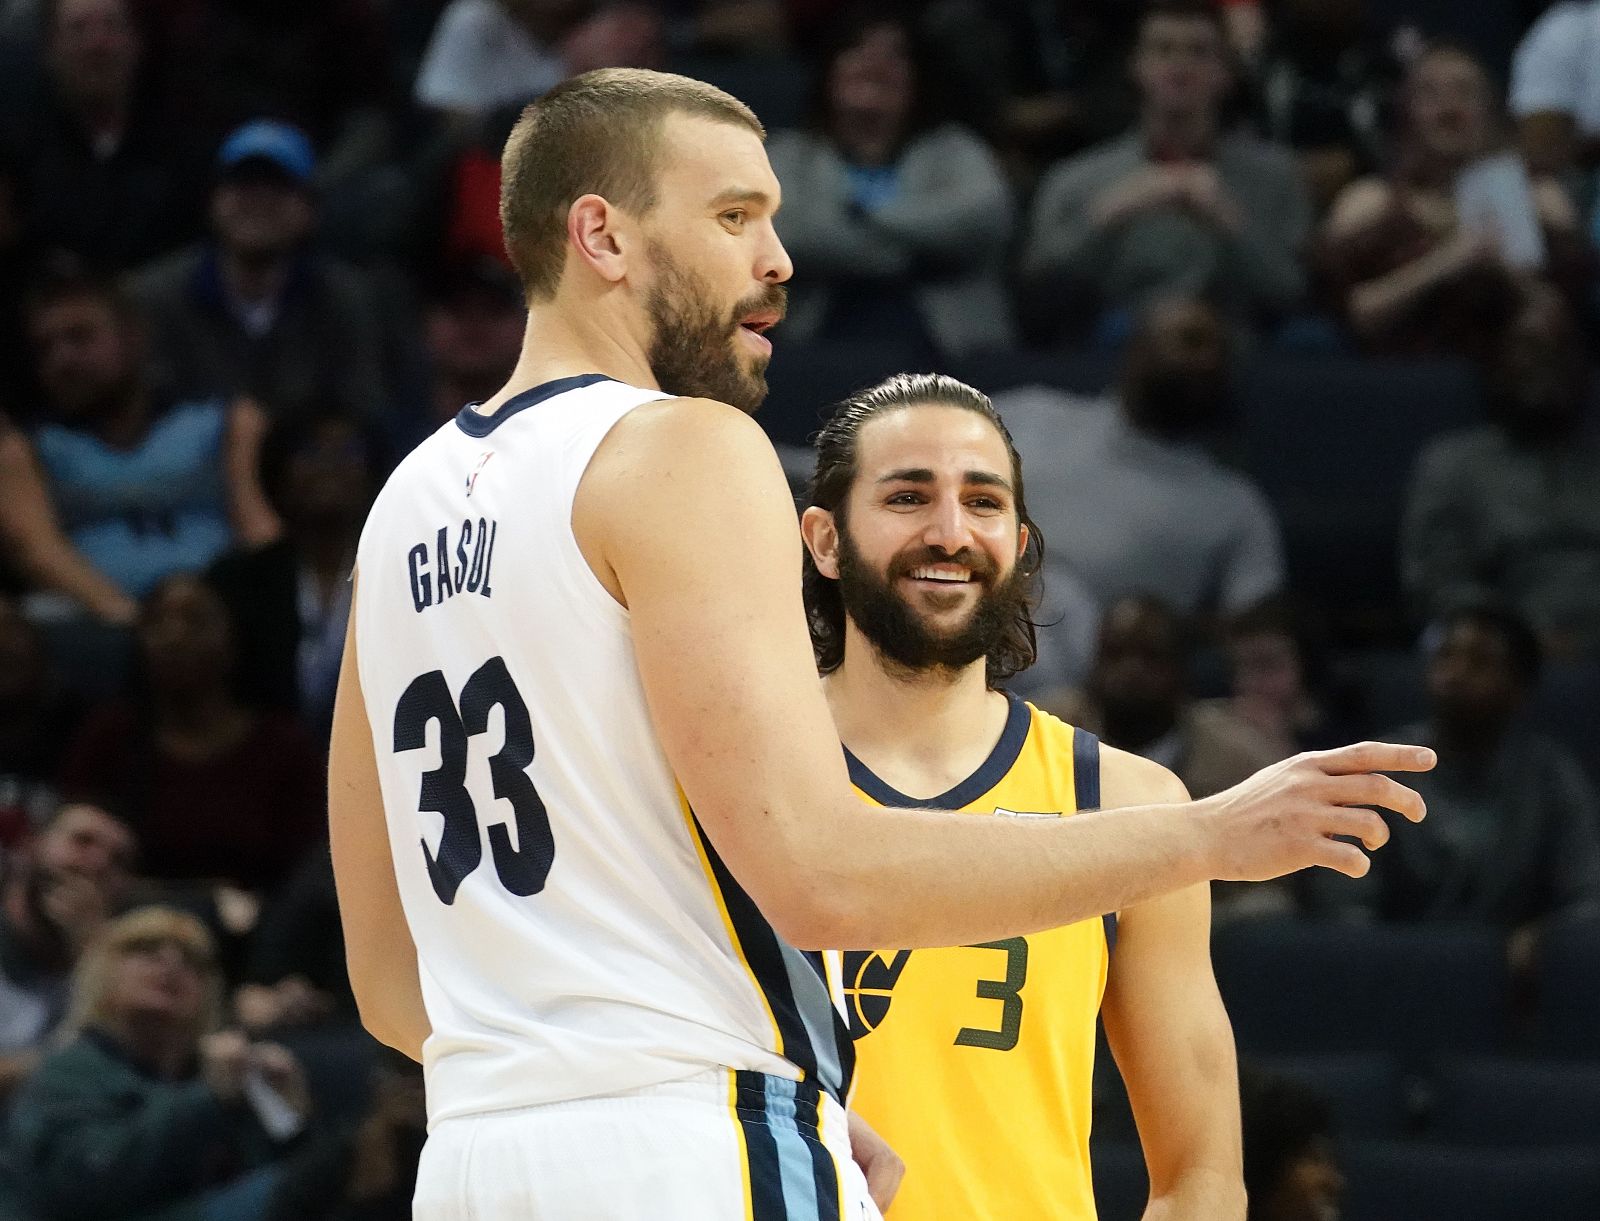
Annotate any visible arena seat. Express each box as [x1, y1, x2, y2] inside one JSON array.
[[759, 337, 932, 447], [1236, 357, 1483, 641], [947, 347, 1119, 399], [1430, 1056, 1600, 1146], [1212, 919, 1509, 1063], [1534, 914, 1600, 1059], [1250, 1052, 1409, 1138], [1340, 1142, 1600, 1221]]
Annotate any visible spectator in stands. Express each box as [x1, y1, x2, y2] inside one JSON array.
[[995, 298, 1285, 623], [1022, 0, 1309, 342], [139, 0, 393, 199], [1215, 600, 1359, 759], [1510, 0, 1600, 182], [1319, 43, 1590, 358], [1239, 1063, 1345, 1221], [768, 11, 1015, 358], [0, 800, 136, 1103], [235, 847, 350, 1036], [919, 0, 1140, 176], [415, 0, 662, 123], [3, 906, 328, 1221], [0, 0, 199, 272], [1040, 595, 1279, 800], [1339, 605, 1600, 936], [60, 574, 324, 893], [132, 121, 387, 424], [1251, 0, 1398, 214], [209, 411, 382, 738], [0, 597, 79, 844], [1401, 289, 1600, 660], [0, 264, 272, 624], [401, 256, 526, 447]]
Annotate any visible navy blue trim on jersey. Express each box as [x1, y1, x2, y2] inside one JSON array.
[[454, 373, 617, 436], [690, 817, 855, 1106], [1071, 729, 1117, 953], [843, 689, 1032, 810], [733, 1071, 844, 1219]]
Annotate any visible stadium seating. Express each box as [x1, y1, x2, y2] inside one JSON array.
[[1212, 919, 1510, 1063], [1236, 357, 1483, 641], [1430, 1056, 1600, 1146], [759, 337, 934, 447], [1534, 914, 1600, 1059], [1251, 1052, 1410, 1138], [1340, 1142, 1600, 1221]]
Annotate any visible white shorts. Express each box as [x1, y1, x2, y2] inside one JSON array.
[[413, 1069, 882, 1220]]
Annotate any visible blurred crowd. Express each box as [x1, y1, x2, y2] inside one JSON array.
[[0, 0, 1598, 1218]]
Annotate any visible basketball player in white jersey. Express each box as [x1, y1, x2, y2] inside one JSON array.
[[327, 68, 1434, 1220]]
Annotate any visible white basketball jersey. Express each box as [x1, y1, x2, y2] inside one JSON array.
[[354, 375, 853, 1125]]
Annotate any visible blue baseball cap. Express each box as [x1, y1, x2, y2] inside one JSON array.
[[216, 120, 315, 184]]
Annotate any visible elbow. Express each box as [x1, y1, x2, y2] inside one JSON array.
[[756, 879, 865, 952]]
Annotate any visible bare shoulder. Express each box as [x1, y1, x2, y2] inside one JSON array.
[[586, 395, 779, 493], [1098, 744, 1191, 809], [1322, 176, 1394, 238]]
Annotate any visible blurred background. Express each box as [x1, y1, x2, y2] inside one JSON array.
[[0, 0, 1596, 1218]]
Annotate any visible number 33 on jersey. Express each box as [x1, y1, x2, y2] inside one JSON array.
[[841, 697, 1111, 1221]]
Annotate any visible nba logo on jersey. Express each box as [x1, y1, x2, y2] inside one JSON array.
[[465, 451, 493, 496]]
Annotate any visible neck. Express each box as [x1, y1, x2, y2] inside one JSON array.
[[824, 625, 1003, 786], [1143, 106, 1216, 158], [66, 86, 129, 142], [834, 113, 902, 166], [98, 1014, 191, 1079], [478, 297, 658, 417], [220, 248, 289, 306], [155, 687, 235, 733], [92, 388, 151, 448], [1435, 715, 1509, 760]]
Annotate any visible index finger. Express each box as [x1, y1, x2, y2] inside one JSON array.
[[1309, 741, 1437, 776]]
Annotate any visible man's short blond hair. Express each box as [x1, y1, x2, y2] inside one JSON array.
[[500, 68, 764, 302]]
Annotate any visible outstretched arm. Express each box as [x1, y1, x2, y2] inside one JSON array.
[[580, 396, 1434, 951], [329, 577, 430, 1061], [1100, 755, 1244, 1220]]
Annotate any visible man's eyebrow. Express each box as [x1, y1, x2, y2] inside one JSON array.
[[875, 467, 1013, 491], [708, 188, 773, 210]]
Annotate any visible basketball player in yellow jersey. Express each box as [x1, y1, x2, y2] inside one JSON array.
[[800, 373, 1249, 1220]]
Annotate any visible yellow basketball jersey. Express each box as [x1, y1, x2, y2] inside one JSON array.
[[842, 694, 1109, 1221]]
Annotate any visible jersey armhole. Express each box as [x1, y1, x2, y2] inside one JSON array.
[[557, 393, 669, 627]]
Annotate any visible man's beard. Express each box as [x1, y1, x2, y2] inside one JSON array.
[[645, 241, 784, 414], [835, 525, 1030, 679]]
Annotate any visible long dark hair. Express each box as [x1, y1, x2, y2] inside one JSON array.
[[802, 372, 1043, 686]]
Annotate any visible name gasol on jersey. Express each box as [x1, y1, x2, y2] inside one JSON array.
[[407, 517, 499, 612]]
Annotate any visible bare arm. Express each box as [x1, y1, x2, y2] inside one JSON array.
[[1100, 755, 1244, 1220], [328, 577, 429, 1060], [223, 398, 282, 548], [0, 428, 137, 624], [1323, 180, 1499, 339], [580, 398, 1433, 950]]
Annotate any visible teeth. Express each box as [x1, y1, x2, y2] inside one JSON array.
[[909, 566, 971, 583]]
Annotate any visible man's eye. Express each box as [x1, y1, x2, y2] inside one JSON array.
[[970, 498, 1002, 510], [888, 493, 922, 505], [721, 210, 746, 227]]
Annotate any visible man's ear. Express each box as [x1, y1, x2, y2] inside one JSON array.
[[800, 506, 841, 579], [1017, 521, 1030, 562], [567, 194, 629, 285]]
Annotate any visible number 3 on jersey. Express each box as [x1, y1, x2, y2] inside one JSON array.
[[392, 656, 554, 903]]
